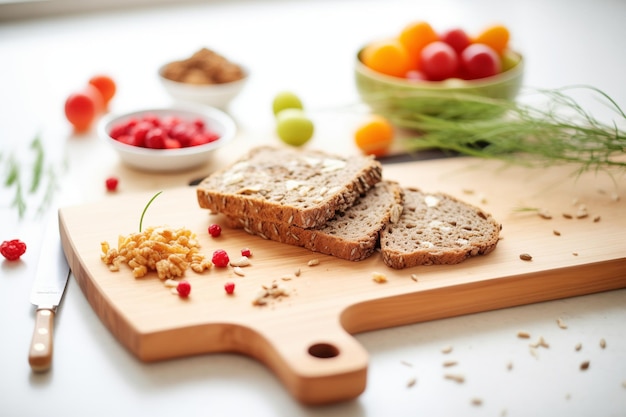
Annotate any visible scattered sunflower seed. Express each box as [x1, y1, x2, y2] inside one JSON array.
[[410, 273, 418, 282], [572, 252, 579, 256], [575, 343, 582, 351], [580, 361, 590, 371], [562, 213, 573, 219], [372, 272, 388, 283], [444, 374, 465, 383], [506, 361, 513, 371], [230, 256, 251, 267], [471, 398, 483, 406], [600, 338, 606, 349], [164, 279, 179, 288], [538, 209, 552, 219], [557, 317, 568, 329], [233, 266, 245, 277], [529, 347, 539, 358], [553, 230, 561, 236], [517, 331, 531, 339], [519, 253, 533, 261], [307, 259, 320, 267], [406, 377, 417, 388], [441, 345, 453, 354], [593, 215, 601, 223], [294, 268, 301, 277], [530, 336, 550, 349], [401, 360, 413, 367], [443, 360, 458, 367]]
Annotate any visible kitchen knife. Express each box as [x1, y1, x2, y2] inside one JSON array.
[[28, 212, 71, 372]]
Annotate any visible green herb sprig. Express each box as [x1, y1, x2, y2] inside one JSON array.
[[369, 85, 626, 175], [139, 191, 162, 232]]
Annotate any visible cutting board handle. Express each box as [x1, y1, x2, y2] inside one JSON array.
[[253, 319, 368, 405]]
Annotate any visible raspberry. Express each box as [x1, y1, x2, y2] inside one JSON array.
[[241, 248, 252, 257], [105, 177, 119, 192], [0, 239, 27, 261], [176, 280, 191, 297], [212, 249, 229, 267], [224, 282, 235, 295], [208, 224, 222, 237]]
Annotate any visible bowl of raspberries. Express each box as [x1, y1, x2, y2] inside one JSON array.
[[98, 104, 236, 172]]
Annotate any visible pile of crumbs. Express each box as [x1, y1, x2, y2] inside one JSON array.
[[100, 226, 212, 280], [161, 48, 245, 85]]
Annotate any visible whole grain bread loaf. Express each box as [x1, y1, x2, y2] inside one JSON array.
[[224, 180, 404, 261], [380, 188, 501, 269], [197, 146, 383, 229]]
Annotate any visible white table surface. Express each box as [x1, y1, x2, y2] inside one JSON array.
[[1, 0, 625, 416]]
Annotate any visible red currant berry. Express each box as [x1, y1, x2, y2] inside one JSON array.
[[224, 282, 235, 295], [105, 177, 119, 192], [241, 248, 252, 257], [208, 224, 222, 237], [0, 239, 27, 261], [176, 280, 191, 297], [212, 249, 229, 267]]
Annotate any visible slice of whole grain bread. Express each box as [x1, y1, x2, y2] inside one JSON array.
[[224, 180, 404, 261], [196, 146, 383, 229], [380, 188, 501, 269]]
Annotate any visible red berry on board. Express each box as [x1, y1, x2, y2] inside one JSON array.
[[105, 177, 119, 192], [212, 249, 229, 267], [241, 248, 252, 257], [208, 224, 222, 237], [176, 280, 191, 297], [224, 282, 235, 295], [0, 239, 27, 261]]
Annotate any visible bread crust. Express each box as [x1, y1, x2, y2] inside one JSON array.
[[196, 146, 383, 229], [380, 188, 501, 269], [224, 181, 404, 261]]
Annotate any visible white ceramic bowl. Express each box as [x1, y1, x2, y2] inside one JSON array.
[[158, 64, 249, 109], [98, 104, 236, 172]]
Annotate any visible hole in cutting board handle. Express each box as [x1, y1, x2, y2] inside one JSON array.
[[308, 343, 340, 359]]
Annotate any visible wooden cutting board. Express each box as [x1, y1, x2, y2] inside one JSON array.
[[59, 156, 626, 405]]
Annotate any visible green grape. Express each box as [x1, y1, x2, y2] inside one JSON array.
[[276, 109, 314, 146], [272, 91, 303, 116]]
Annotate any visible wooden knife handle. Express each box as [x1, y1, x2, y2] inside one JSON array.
[[28, 308, 55, 372]]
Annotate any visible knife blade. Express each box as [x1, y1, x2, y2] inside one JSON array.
[[28, 212, 71, 372]]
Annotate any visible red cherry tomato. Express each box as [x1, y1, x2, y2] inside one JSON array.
[[441, 28, 471, 54], [64, 85, 104, 132], [461, 43, 502, 79], [419, 41, 459, 81]]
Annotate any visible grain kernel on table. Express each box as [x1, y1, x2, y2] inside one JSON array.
[[519, 253, 533, 261]]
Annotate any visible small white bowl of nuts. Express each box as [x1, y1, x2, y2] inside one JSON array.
[[158, 48, 248, 109]]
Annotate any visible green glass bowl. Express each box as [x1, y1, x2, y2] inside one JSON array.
[[354, 48, 524, 120]]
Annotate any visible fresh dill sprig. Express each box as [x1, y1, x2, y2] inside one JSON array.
[[369, 85, 626, 175], [30, 134, 45, 193]]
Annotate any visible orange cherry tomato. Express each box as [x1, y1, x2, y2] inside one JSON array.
[[398, 21, 439, 70], [88, 74, 116, 108], [361, 39, 410, 78], [354, 115, 394, 157], [473, 24, 510, 55], [64, 85, 104, 133]]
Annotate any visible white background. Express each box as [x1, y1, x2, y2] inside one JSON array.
[[1, 1, 625, 416]]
